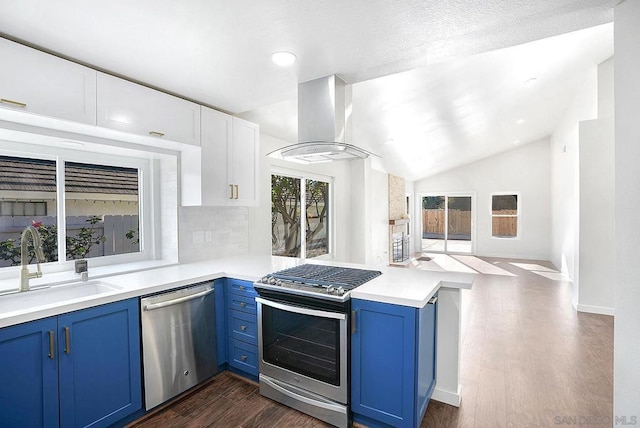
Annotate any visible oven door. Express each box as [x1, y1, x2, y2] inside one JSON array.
[[256, 296, 348, 404]]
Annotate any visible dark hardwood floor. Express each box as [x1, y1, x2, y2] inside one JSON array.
[[130, 256, 613, 428]]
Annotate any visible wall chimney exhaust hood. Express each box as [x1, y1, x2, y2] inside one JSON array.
[[268, 75, 376, 164]]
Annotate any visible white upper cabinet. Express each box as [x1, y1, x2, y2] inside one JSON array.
[[230, 117, 259, 205], [0, 38, 97, 125], [182, 107, 259, 206], [97, 72, 201, 146]]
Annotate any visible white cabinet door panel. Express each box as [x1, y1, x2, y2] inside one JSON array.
[[97, 72, 200, 146], [231, 117, 259, 205], [201, 107, 232, 205], [0, 38, 97, 125]]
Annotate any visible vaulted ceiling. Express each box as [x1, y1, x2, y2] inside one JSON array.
[[0, 1, 615, 180]]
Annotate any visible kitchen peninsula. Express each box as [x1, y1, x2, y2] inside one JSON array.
[[0, 255, 474, 428]]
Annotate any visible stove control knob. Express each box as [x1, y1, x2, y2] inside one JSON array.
[[327, 285, 335, 294], [268, 276, 278, 285], [260, 276, 270, 284], [335, 286, 345, 296], [275, 279, 283, 287]]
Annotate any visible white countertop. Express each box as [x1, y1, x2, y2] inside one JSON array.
[[0, 256, 475, 329]]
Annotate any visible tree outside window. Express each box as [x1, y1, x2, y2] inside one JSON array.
[[271, 174, 330, 258]]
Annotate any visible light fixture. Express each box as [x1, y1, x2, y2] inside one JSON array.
[[384, 139, 395, 145], [512, 140, 521, 145], [516, 119, 525, 125], [271, 51, 296, 67]]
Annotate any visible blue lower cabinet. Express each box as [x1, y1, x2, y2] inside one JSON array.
[[215, 279, 228, 366], [224, 278, 258, 379], [0, 299, 142, 428], [351, 296, 437, 428], [0, 317, 60, 428], [58, 299, 142, 428]]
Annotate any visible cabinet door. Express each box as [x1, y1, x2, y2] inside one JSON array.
[[199, 106, 232, 205], [0, 317, 59, 428], [97, 72, 201, 145], [58, 299, 142, 428], [0, 38, 97, 125], [230, 117, 259, 206], [351, 299, 417, 428]]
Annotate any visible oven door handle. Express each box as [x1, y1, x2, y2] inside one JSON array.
[[256, 297, 346, 320]]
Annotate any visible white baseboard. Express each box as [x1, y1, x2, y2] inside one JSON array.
[[577, 304, 614, 316], [431, 386, 461, 407]]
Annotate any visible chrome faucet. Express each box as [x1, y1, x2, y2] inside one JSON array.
[[19, 226, 45, 292]]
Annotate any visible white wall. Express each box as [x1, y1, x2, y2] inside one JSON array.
[[550, 68, 597, 299], [247, 133, 353, 262], [614, 0, 640, 418], [414, 138, 551, 260], [577, 57, 615, 316]]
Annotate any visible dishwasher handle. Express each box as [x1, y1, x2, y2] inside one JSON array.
[[143, 287, 214, 311]]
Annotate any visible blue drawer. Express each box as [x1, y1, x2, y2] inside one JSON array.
[[228, 309, 257, 344], [229, 338, 258, 376], [227, 279, 257, 298], [228, 293, 257, 314]]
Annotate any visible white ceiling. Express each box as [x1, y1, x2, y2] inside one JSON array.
[[0, 1, 615, 180]]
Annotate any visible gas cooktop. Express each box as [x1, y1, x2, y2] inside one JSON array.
[[255, 264, 382, 302]]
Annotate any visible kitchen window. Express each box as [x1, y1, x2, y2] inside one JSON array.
[[491, 193, 519, 238], [0, 152, 148, 270], [271, 172, 331, 258]]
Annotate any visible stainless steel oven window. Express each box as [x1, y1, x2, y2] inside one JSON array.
[[257, 297, 348, 403]]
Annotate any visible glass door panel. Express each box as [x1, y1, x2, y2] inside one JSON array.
[[421, 195, 473, 254], [446, 196, 472, 253]]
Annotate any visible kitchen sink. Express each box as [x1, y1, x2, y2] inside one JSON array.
[[0, 280, 122, 313]]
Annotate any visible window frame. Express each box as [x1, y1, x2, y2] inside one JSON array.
[[0, 142, 153, 277], [271, 167, 334, 260], [490, 192, 520, 239]]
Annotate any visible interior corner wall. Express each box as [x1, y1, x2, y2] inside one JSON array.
[[614, 0, 640, 417], [414, 138, 551, 260], [247, 133, 352, 262], [550, 68, 597, 296]]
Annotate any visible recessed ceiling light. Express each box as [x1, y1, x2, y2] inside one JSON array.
[[271, 51, 296, 67], [512, 140, 521, 145], [516, 119, 525, 125], [384, 139, 394, 145]]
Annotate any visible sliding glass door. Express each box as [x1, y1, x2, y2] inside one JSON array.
[[421, 194, 473, 254]]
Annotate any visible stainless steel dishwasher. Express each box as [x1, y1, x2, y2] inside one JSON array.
[[140, 281, 218, 410]]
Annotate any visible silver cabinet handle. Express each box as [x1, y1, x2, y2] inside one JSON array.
[[234, 185, 239, 199], [240, 325, 247, 332], [64, 327, 71, 354], [48, 331, 55, 359], [428, 295, 438, 305], [241, 355, 247, 362], [143, 287, 214, 311], [240, 301, 246, 308], [0, 98, 27, 108], [149, 131, 165, 137]]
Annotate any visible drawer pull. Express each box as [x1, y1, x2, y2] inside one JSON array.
[[241, 355, 247, 362], [239, 285, 245, 291], [64, 327, 71, 354], [240, 302, 246, 308], [48, 331, 55, 359], [1, 98, 27, 108], [240, 325, 247, 332], [149, 131, 165, 137]]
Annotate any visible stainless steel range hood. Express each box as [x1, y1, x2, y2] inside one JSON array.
[[268, 75, 375, 164]]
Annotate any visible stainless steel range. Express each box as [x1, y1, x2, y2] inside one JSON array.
[[254, 264, 381, 428]]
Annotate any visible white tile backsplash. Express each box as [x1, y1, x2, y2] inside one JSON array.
[[178, 206, 249, 262]]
